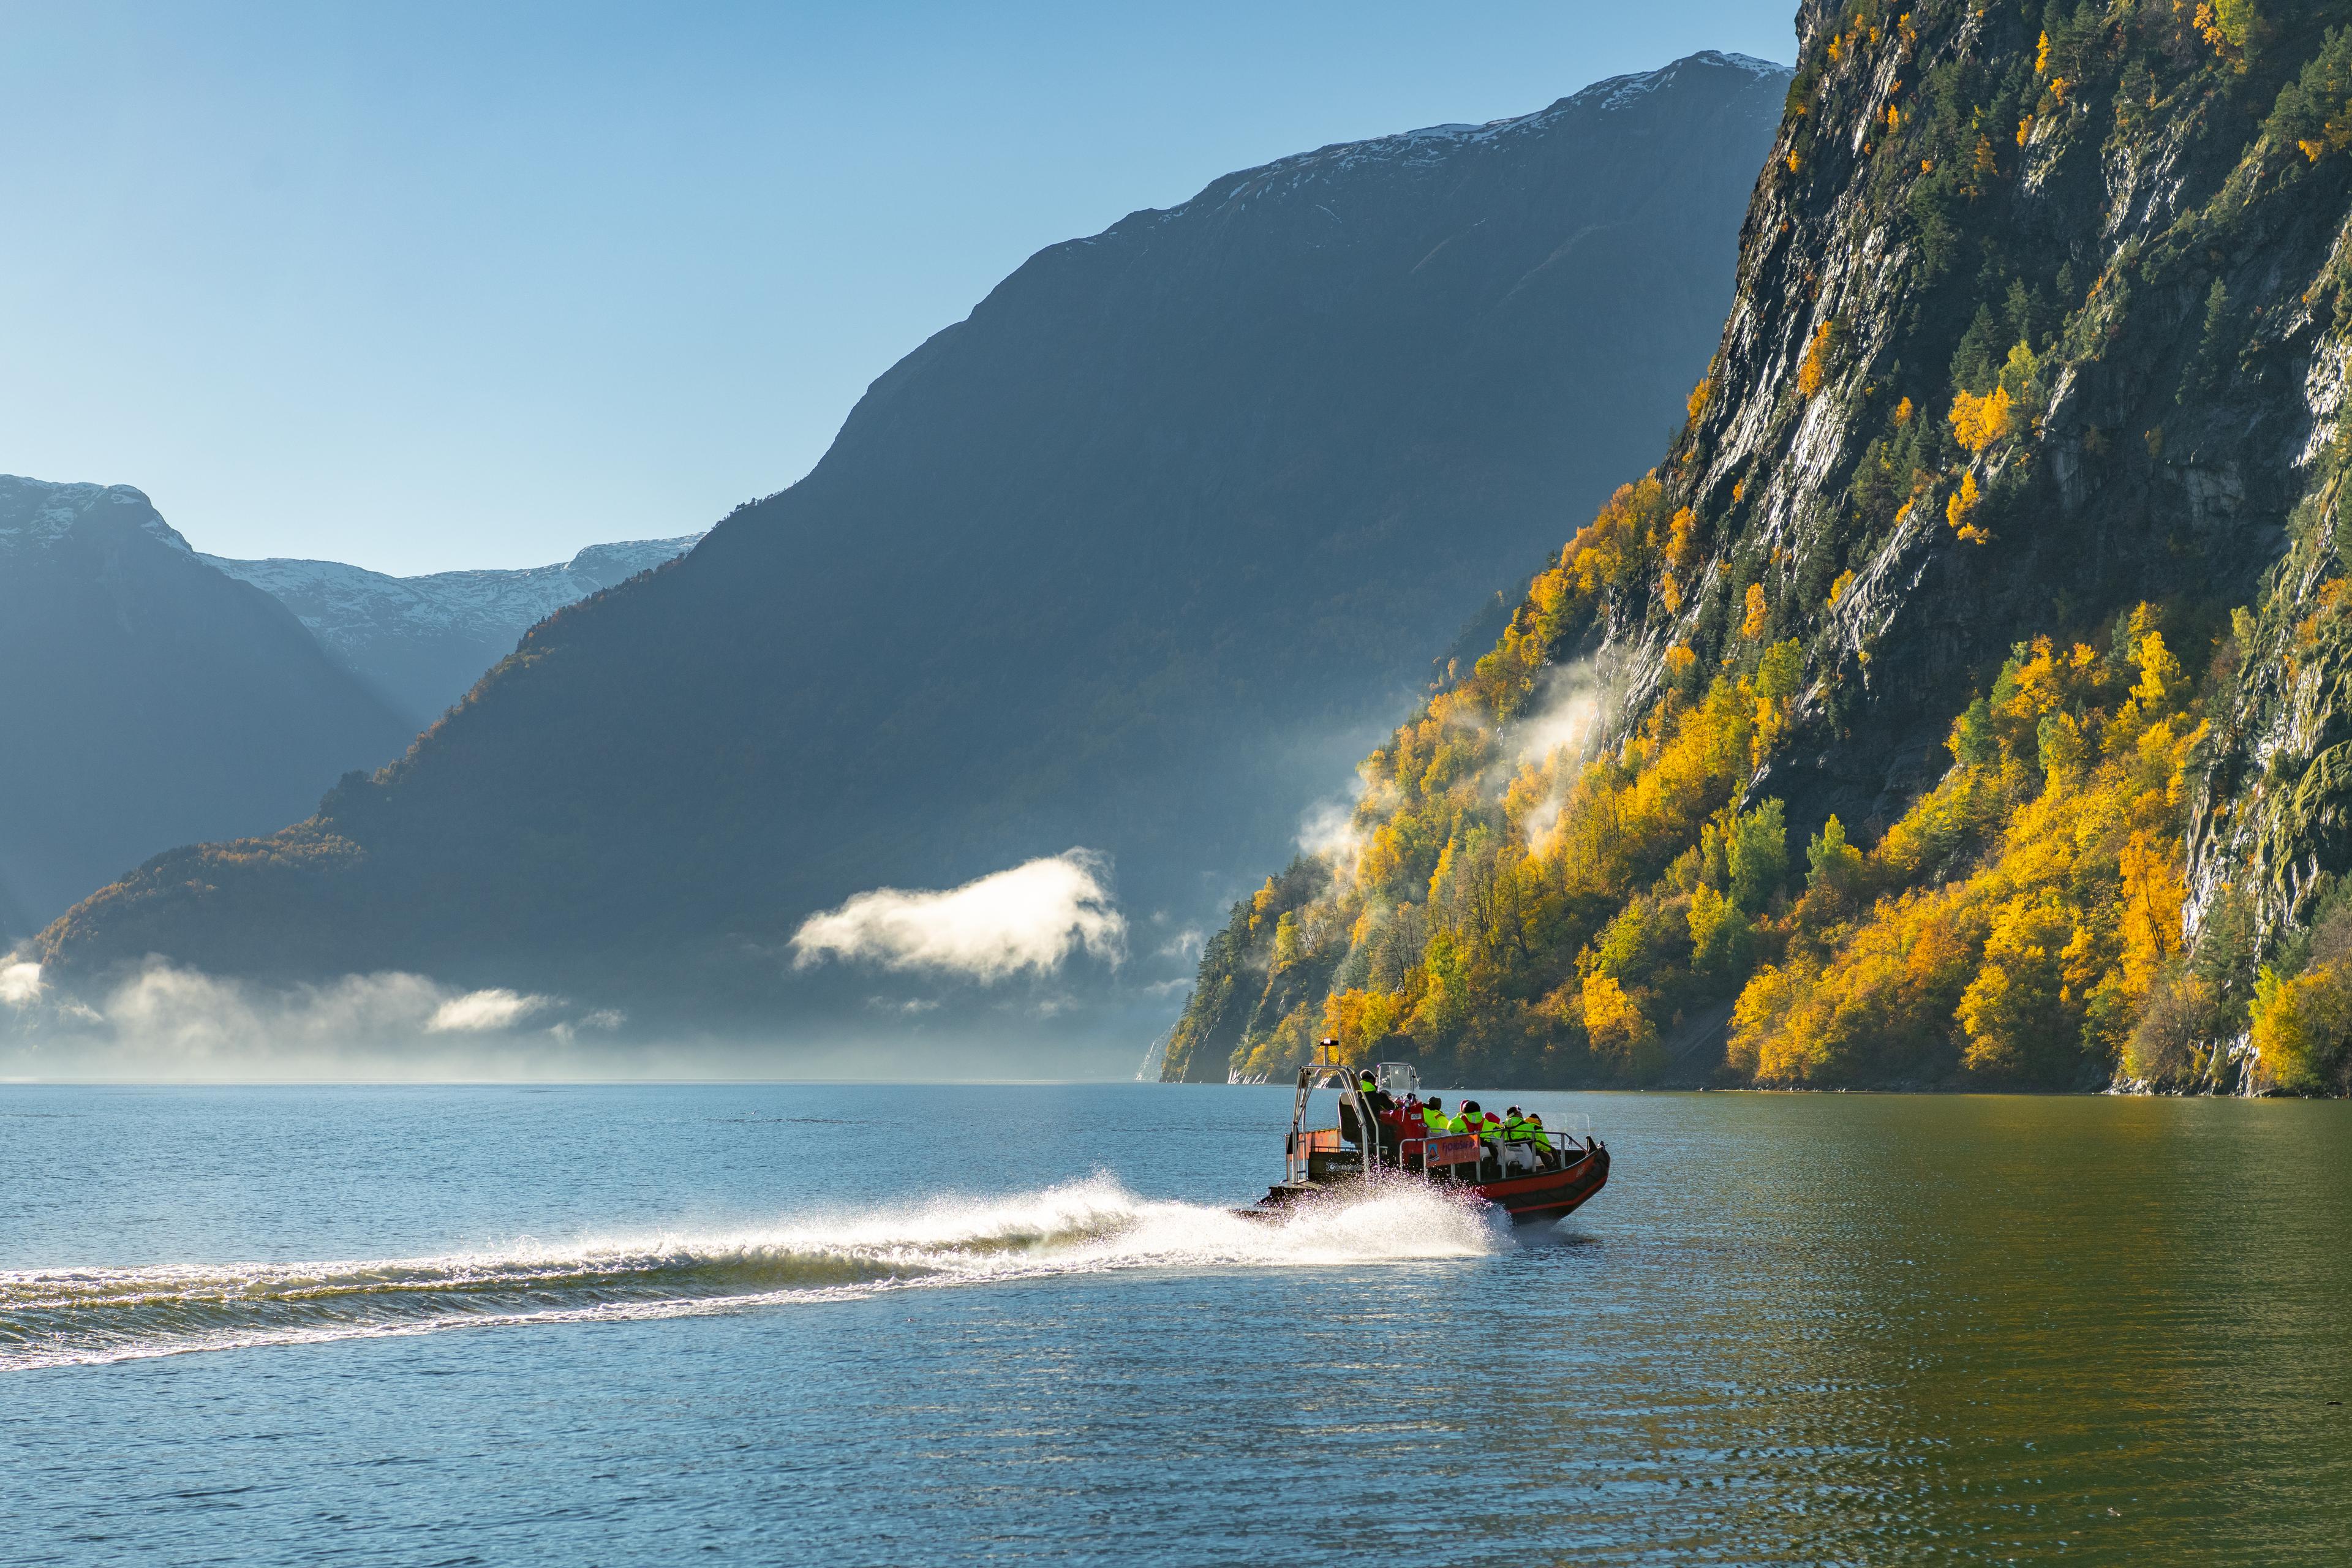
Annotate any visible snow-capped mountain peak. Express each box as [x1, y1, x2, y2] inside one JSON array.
[[202, 533, 706, 722], [203, 535, 704, 653], [0, 475, 192, 555]]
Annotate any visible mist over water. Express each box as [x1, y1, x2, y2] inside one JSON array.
[[6, 1083, 2350, 1566], [0, 955, 1158, 1080]]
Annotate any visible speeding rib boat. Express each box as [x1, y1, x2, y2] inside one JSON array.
[[1243, 1053, 1610, 1224]]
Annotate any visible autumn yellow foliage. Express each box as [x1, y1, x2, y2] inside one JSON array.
[[1466, 478, 1673, 723], [2250, 965, 2349, 1092], [1797, 320, 1832, 398], [1947, 472, 1989, 543], [2194, 0, 2253, 67], [1950, 385, 2014, 451], [1580, 972, 1657, 1068], [1730, 614, 2203, 1086]]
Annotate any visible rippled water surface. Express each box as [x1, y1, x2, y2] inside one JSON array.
[[4, 1083, 2348, 1564]]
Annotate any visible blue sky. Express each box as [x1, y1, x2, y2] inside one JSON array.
[[1, 2, 1795, 575]]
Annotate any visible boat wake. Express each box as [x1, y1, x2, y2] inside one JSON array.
[[0, 1178, 1496, 1371]]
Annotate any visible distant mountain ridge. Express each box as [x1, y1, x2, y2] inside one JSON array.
[[0, 474, 706, 937], [0, 477, 417, 937], [0, 478, 195, 557], [1153, 49, 1784, 205], [38, 51, 1792, 1062], [204, 536, 703, 724]]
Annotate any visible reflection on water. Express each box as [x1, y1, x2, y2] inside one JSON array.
[[1499, 1094, 2352, 1561], [1, 1084, 2346, 1565]]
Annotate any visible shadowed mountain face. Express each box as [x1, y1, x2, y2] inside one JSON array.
[[40, 53, 1790, 1046], [0, 480, 418, 937]]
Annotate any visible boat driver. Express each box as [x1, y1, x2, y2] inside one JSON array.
[[1355, 1068, 1403, 1162]]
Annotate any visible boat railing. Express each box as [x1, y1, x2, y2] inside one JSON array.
[[1392, 1134, 1588, 1177], [1303, 1126, 1596, 1182]]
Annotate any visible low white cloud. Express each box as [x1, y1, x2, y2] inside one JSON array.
[[1297, 796, 1362, 859], [0, 959, 601, 1078], [426, 988, 551, 1033], [1512, 661, 1602, 766], [790, 850, 1126, 982], [542, 1007, 623, 1044], [0, 959, 42, 1008], [1156, 927, 1206, 963], [97, 965, 493, 1056], [1510, 661, 1608, 849], [1297, 764, 1403, 867]]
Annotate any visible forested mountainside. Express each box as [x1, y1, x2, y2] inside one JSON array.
[[1167, 0, 2352, 1095], [0, 479, 415, 937], [204, 536, 704, 726], [36, 53, 1788, 1044]]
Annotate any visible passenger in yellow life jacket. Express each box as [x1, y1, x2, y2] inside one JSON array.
[[1525, 1112, 1557, 1169], [1458, 1099, 1490, 1174], [1501, 1106, 1537, 1174], [1455, 1099, 1498, 1178]]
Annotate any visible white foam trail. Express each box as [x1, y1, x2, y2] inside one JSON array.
[[0, 1178, 1498, 1371]]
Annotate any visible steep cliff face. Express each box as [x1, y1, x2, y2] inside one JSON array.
[[33, 54, 1789, 1053], [0, 479, 417, 936], [1167, 0, 2352, 1090], [1687, 0, 2343, 843]]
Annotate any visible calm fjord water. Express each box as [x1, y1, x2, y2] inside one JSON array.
[[3, 1084, 2346, 1565]]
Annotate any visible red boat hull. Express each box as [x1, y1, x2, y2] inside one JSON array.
[[1468, 1144, 1610, 1222], [1250, 1143, 1610, 1224]]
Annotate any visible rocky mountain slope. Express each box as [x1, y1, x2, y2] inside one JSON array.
[[204, 537, 703, 726], [1164, 0, 2352, 1093], [0, 478, 417, 937], [35, 52, 1790, 1052]]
